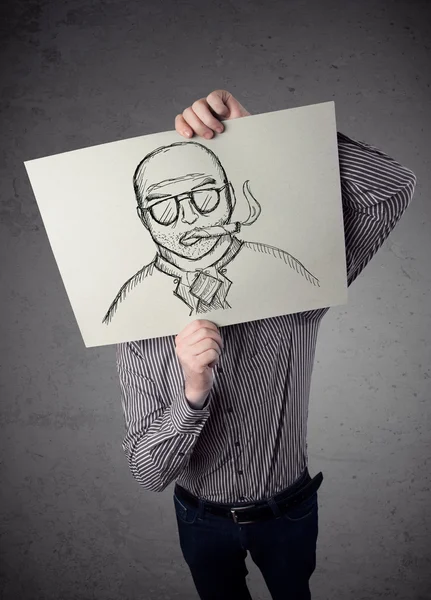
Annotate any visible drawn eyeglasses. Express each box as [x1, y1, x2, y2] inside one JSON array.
[[145, 183, 229, 226]]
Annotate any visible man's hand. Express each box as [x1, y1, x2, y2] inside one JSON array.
[[175, 89, 250, 140], [175, 320, 223, 408]]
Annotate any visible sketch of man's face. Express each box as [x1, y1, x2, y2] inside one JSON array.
[[134, 143, 235, 260]]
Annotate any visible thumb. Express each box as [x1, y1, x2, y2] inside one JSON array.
[[207, 90, 250, 120], [207, 90, 230, 117]]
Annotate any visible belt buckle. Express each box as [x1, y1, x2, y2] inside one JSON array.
[[230, 504, 256, 525]]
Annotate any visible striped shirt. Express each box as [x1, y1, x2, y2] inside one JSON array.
[[116, 131, 417, 503]]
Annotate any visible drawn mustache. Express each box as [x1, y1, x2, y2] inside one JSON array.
[[180, 181, 261, 246]]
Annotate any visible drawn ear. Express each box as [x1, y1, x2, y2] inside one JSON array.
[[228, 182, 237, 210], [137, 206, 149, 229]]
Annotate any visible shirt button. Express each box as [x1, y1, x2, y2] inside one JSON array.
[[239, 496, 246, 501], [227, 406, 233, 413], [235, 441, 240, 447], [238, 470, 243, 476]]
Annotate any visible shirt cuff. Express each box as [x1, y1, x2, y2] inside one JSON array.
[[170, 391, 211, 435]]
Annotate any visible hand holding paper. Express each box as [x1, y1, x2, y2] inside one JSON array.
[[175, 89, 251, 140], [175, 320, 223, 408]]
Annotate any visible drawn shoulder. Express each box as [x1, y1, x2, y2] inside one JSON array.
[[102, 260, 156, 324], [241, 240, 320, 287]]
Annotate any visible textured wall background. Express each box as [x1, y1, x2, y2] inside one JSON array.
[[0, 1, 430, 599]]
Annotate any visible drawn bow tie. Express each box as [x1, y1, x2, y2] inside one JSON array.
[[185, 269, 224, 305]]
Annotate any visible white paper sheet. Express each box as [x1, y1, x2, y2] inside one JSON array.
[[25, 100, 347, 347]]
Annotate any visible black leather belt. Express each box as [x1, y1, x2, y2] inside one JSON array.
[[175, 470, 323, 525]]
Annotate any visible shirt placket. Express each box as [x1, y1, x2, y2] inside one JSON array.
[[214, 330, 248, 502]]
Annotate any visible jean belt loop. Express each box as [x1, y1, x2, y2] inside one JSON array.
[[267, 496, 283, 518], [197, 497, 205, 520], [301, 467, 311, 485]]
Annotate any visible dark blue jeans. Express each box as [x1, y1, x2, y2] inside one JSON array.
[[173, 478, 319, 600]]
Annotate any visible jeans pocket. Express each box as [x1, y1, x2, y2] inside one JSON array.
[[282, 492, 318, 523], [173, 494, 199, 525]]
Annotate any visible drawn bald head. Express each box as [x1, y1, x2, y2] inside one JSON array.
[[133, 142, 228, 207], [133, 142, 235, 261]]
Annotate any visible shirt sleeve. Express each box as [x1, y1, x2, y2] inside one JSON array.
[[116, 341, 211, 492], [337, 131, 417, 287]]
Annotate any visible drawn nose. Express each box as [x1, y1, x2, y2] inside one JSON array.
[[180, 198, 199, 225]]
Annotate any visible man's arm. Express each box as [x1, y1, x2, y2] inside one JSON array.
[[117, 320, 221, 492], [174, 90, 417, 290], [117, 341, 211, 492], [337, 132, 417, 287]]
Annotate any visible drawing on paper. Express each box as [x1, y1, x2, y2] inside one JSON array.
[[102, 141, 320, 323]]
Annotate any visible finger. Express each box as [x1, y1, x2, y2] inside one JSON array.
[[182, 106, 215, 139], [177, 319, 218, 340], [192, 99, 225, 133], [185, 327, 223, 350], [176, 319, 218, 342], [175, 114, 194, 139], [178, 341, 220, 372], [207, 89, 251, 119], [178, 338, 221, 364], [192, 338, 221, 358], [206, 91, 230, 118], [195, 348, 220, 369]]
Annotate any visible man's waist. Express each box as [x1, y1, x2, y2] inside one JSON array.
[[174, 468, 324, 524], [177, 454, 311, 503]]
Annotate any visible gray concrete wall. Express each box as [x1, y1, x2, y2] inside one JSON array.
[[1, 1, 430, 599]]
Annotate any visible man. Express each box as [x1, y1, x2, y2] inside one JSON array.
[[116, 90, 417, 600], [103, 140, 319, 324]]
